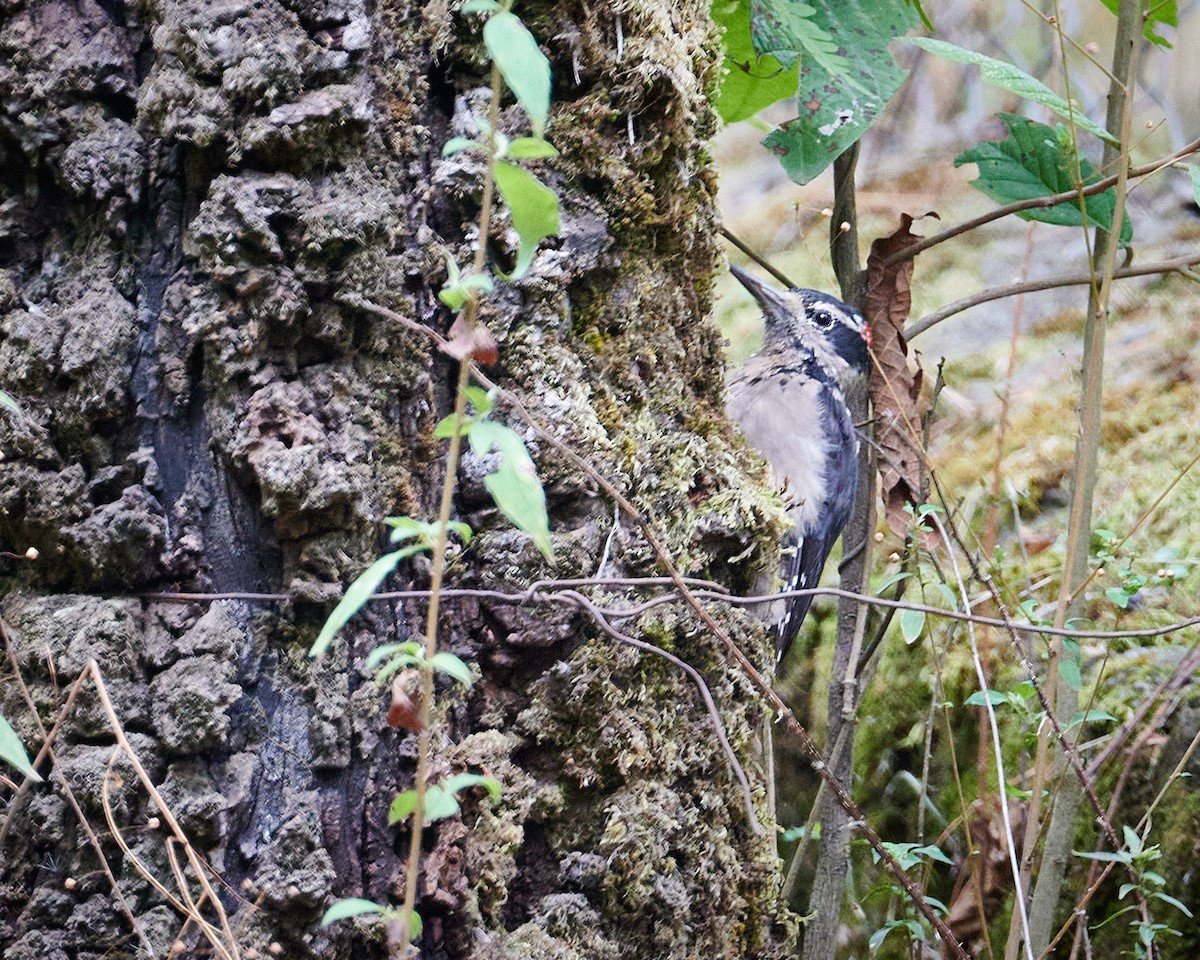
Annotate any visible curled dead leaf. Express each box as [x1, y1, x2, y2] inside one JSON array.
[[867, 214, 929, 538], [1019, 526, 1058, 557], [387, 668, 425, 731], [942, 800, 1024, 959], [441, 315, 499, 365]]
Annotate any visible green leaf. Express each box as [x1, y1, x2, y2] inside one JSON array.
[[1122, 824, 1143, 856], [468, 421, 554, 559], [759, 0, 918, 184], [923, 895, 948, 914], [462, 385, 494, 415], [429, 652, 474, 687], [374, 653, 425, 684], [1152, 891, 1194, 918], [0, 713, 41, 782], [422, 784, 462, 822], [389, 775, 499, 826], [1058, 658, 1082, 692], [389, 790, 418, 824], [0, 390, 20, 416], [309, 549, 416, 658], [965, 689, 1007, 707], [441, 772, 501, 801], [444, 772, 502, 803], [878, 841, 923, 870], [899, 607, 925, 645], [903, 38, 1118, 145], [385, 516, 439, 545], [1075, 848, 1131, 864], [461, 0, 500, 11], [1106, 586, 1131, 609], [483, 12, 551, 136], [1098, 0, 1177, 48], [873, 571, 911, 592], [749, 0, 850, 76], [492, 161, 560, 278], [931, 582, 959, 608], [438, 271, 494, 310], [781, 822, 821, 842], [321, 898, 388, 926], [442, 136, 486, 156], [712, 0, 800, 124], [914, 843, 952, 865], [434, 412, 478, 439], [365, 641, 422, 671], [1066, 709, 1117, 729], [868, 925, 895, 952], [953, 114, 1132, 244], [505, 137, 558, 159]]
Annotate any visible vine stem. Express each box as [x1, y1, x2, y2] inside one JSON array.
[[396, 60, 503, 953]]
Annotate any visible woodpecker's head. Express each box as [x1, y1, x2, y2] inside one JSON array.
[[731, 265, 871, 388]]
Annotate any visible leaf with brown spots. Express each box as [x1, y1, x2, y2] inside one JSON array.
[[867, 213, 928, 537], [441, 315, 499, 365]]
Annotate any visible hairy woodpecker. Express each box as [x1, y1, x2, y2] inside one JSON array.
[[726, 265, 871, 661]]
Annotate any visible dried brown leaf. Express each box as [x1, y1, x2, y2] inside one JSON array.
[[942, 800, 1023, 959], [386, 669, 425, 731], [867, 214, 928, 537], [1020, 527, 1058, 557], [441, 315, 499, 365]]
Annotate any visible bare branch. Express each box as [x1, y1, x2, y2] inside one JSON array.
[[881, 136, 1200, 268], [907, 251, 1200, 338], [719, 226, 798, 289]]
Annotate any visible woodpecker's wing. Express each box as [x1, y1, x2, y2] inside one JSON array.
[[777, 387, 860, 661]]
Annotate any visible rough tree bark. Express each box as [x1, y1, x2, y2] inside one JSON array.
[[0, 1, 793, 958]]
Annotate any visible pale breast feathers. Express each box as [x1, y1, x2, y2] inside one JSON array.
[[726, 367, 830, 530]]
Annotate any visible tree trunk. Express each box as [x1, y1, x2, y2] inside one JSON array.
[[0, 1, 792, 957]]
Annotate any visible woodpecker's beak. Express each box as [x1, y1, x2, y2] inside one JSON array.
[[730, 265, 789, 321]]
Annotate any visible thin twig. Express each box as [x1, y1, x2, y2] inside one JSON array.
[[880, 136, 1200, 268], [932, 514, 1035, 960], [137, 583, 1200, 641], [552, 589, 762, 835], [1085, 643, 1200, 779], [906, 252, 1200, 338], [718, 226, 798, 289], [89, 659, 241, 958], [929, 482, 1156, 950], [0, 625, 154, 956]]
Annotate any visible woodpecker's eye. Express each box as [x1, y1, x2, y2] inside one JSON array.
[[811, 309, 835, 328]]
